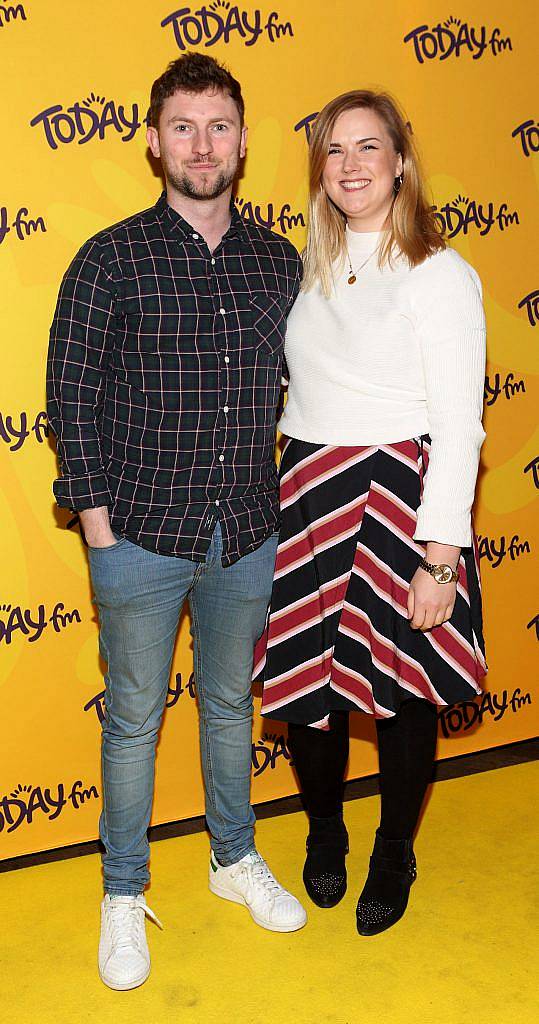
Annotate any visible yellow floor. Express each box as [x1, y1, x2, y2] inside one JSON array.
[[2, 761, 538, 1024]]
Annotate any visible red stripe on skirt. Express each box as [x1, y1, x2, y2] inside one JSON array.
[[276, 497, 367, 574], [280, 446, 369, 505], [339, 605, 441, 703], [425, 621, 484, 684], [353, 544, 409, 610], [261, 651, 333, 706], [368, 484, 416, 538], [331, 661, 375, 711], [267, 578, 350, 643]]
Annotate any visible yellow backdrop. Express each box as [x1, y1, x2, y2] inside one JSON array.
[[1, 1, 537, 858]]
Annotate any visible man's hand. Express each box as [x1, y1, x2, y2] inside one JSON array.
[[407, 542, 461, 631], [79, 507, 116, 549]]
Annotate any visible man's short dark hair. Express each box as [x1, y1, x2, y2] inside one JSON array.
[[148, 52, 245, 129]]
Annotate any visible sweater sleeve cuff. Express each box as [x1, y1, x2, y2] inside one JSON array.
[[414, 506, 472, 548], [53, 471, 112, 511]]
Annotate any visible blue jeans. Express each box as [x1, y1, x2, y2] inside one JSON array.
[[88, 522, 278, 896]]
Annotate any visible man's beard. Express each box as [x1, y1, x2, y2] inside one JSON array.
[[167, 161, 237, 201]]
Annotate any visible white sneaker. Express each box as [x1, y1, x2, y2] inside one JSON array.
[[98, 894, 162, 990], [209, 850, 307, 933]]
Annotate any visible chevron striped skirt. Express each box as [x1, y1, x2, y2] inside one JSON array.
[[255, 436, 487, 725]]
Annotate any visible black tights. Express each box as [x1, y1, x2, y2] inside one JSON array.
[[287, 699, 439, 840]]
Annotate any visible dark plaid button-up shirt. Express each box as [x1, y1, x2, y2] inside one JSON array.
[[47, 192, 301, 565]]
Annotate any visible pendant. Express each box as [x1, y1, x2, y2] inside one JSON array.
[[347, 274, 357, 285]]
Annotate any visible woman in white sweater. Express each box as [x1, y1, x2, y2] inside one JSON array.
[[255, 90, 487, 935]]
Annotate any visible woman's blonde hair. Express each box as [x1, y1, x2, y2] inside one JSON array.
[[302, 90, 445, 295]]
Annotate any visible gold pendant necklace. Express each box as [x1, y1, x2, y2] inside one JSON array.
[[346, 246, 377, 285]]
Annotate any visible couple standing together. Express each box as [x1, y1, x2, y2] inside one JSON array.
[[47, 53, 487, 990]]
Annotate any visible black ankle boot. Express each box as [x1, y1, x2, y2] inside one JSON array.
[[356, 829, 417, 935], [303, 813, 349, 908]]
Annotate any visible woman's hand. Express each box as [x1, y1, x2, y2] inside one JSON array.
[[407, 542, 461, 631], [407, 569, 456, 631]]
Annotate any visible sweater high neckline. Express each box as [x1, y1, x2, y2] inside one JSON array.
[[345, 226, 383, 251]]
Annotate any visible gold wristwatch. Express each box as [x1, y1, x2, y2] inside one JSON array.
[[419, 559, 459, 584]]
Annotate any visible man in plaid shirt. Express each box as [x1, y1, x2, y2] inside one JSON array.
[[47, 53, 306, 991]]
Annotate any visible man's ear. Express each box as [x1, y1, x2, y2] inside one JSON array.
[[146, 125, 161, 159], [240, 125, 248, 160]]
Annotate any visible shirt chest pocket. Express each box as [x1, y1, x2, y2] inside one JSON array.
[[249, 292, 287, 358]]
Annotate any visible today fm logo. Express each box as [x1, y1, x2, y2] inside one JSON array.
[[484, 374, 526, 407], [477, 534, 531, 570], [0, 780, 98, 834], [0, 601, 81, 645], [30, 93, 143, 151], [404, 15, 512, 62], [433, 194, 519, 238], [235, 196, 305, 235], [524, 457, 539, 492], [0, 206, 45, 245], [0, 3, 26, 29], [518, 290, 539, 327], [438, 688, 532, 738], [512, 120, 539, 158], [0, 410, 48, 452], [161, 2, 293, 49]]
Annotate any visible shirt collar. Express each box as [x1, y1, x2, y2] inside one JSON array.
[[155, 191, 248, 243]]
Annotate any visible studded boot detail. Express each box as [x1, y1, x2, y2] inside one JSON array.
[[303, 813, 349, 909], [356, 829, 417, 935]]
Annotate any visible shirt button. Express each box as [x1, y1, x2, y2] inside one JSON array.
[[215, 500, 220, 507], [219, 307, 226, 315], [211, 258, 216, 265], [223, 405, 229, 413], [219, 454, 225, 462], [224, 355, 230, 363], [192, 233, 199, 239]]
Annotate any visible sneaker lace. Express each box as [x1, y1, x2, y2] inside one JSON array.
[[108, 897, 163, 952], [245, 853, 283, 899]]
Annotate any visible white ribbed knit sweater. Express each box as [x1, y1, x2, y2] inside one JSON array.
[[279, 229, 486, 547]]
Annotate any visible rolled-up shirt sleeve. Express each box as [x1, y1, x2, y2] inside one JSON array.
[[46, 240, 117, 510], [412, 251, 486, 548]]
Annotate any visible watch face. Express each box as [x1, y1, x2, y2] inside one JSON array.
[[433, 564, 453, 584]]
